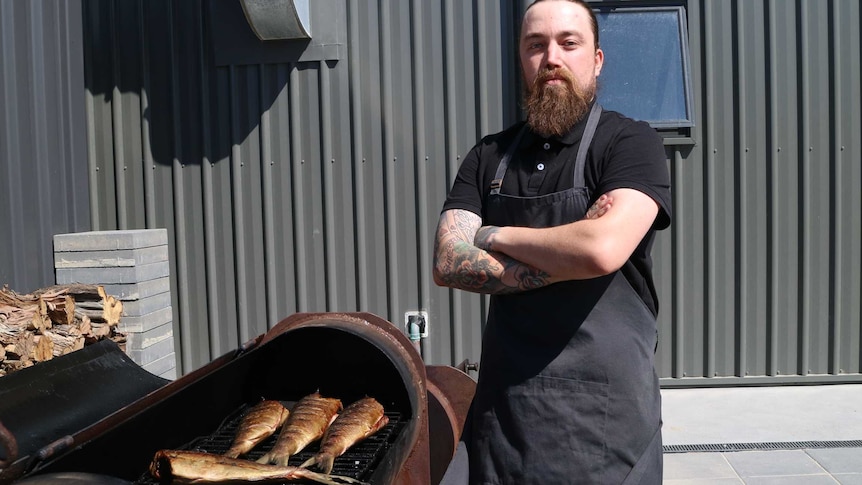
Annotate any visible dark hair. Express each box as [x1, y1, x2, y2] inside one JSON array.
[[523, 0, 600, 50]]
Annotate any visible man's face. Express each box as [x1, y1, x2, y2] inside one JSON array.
[[519, 0, 603, 99]]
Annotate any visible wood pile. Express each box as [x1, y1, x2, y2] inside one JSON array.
[[0, 284, 126, 377]]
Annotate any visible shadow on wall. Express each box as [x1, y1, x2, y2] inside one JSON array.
[[83, 0, 339, 168]]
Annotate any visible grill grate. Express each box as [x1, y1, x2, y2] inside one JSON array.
[[663, 439, 862, 453], [135, 401, 405, 484]]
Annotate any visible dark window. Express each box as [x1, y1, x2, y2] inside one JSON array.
[[595, 6, 694, 129]]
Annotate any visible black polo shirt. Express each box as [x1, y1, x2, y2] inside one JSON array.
[[442, 107, 672, 316]]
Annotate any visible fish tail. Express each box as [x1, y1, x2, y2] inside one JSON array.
[[224, 447, 242, 459], [318, 453, 335, 474], [273, 455, 292, 467], [255, 453, 272, 464], [300, 452, 335, 474], [299, 455, 318, 469], [293, 468, 368, 485]]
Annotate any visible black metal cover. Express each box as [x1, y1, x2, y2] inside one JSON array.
[[0, 340, 168, 483]]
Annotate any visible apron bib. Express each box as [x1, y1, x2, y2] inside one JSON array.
[[468, 104, 662, 484]]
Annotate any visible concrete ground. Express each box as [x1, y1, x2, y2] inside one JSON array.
[[661, 384, 862, 484]]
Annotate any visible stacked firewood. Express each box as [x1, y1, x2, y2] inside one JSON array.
[[0, 284, 126, 377]]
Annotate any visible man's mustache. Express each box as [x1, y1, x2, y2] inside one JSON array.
[[534, 68, 576, 86]]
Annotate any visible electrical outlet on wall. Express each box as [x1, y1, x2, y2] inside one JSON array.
[[404, 311, 429, 338]]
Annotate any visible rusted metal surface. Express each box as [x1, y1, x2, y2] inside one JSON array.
[[263, 312, 431, 485], [0, 420, 18, 470], [426, 365, 476, 485]]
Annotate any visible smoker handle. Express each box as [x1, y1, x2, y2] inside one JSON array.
[[456, 359, 479, 374], [0, 419, 18, 469]]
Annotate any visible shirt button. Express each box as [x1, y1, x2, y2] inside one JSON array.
[[543, 142, 551, 150], [537, 163, 545, 171]]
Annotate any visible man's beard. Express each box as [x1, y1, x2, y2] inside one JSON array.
[[522, 68, 594, 138]]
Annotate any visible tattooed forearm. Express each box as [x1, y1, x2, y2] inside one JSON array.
[[433, 210, 552, 294]]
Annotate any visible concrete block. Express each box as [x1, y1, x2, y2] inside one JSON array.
[[54, 245, 169, 269], [124, 321, 174, 351], [55, 261, 170, 285], [158, 367, 177, 380], [101, 277, 171, 301], [118, 306, 173, 333], [53, 229, 168, 252], [121, 292, 172, 317], [52, 229, 178, 379], [125, 332, 175, 366], [142, 352, 177, 378]]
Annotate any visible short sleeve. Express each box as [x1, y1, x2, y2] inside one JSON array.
[[592, 118, 672, 230], [441, 142, 485, 217]]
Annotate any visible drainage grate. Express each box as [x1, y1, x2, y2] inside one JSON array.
[[663, 440, 862, 453]]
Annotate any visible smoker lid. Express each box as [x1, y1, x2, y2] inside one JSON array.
[[0, 340, 168, 468]]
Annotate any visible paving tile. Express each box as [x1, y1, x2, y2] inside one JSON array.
[[741, 476, 839, 485], [663, 479, 744, 484], [724, 450, 827, 477], [664, 452, 739, 479], [806, 449, 862, 474], [833, 474, 862, 485]]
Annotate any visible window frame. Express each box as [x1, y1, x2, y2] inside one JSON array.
[[593, 4, 695, 131]]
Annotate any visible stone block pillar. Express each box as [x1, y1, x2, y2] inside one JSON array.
[[53, 229, 177, 380]]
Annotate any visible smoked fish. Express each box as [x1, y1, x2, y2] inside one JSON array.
[[257, 392, 343, 466], [300, 397, 389, 474], [224, 400, 289, 458], [149, 449, 367, 485]]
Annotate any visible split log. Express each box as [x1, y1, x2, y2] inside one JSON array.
[[43, 329, 85, 356], [32, 334, 54, 362], [45, 295, 76, 327], [3, 331, 34, 362], [1, 283, 126, 376]]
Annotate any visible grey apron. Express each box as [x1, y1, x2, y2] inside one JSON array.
[[468, 104, 662, 484]]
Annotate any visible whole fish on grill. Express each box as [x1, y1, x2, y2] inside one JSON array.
[[149, 449, 367, 485], [300, 397, 389, 474], [224, 399, 290, 458], [257, 392, 343, 466]]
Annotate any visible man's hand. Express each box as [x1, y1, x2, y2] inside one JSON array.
[[584, 194, 612, 220], [473, 226, 499, 252]]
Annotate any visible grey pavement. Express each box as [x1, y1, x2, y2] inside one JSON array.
[[661, 384, 862, 484]]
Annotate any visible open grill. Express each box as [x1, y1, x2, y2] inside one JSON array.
[[0, 312, 475, 485], [134, 403, 407, 484]]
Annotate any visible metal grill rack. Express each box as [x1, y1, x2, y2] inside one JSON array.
[[136, 401, 405, 484]]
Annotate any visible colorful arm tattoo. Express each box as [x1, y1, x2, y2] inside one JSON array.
[[433, 210, 551, 294]]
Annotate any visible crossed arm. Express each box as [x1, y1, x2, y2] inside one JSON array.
[[432, 188, 659, 294]]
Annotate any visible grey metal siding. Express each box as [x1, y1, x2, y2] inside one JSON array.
[[69, 0, 862, 384], [659, 0, 862, 385], [0, 0, 90, 294]]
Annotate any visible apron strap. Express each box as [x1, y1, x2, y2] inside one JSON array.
[[572, 102, 602, 189], [489, 125, 528, 196], [489, 103, 603, 196]]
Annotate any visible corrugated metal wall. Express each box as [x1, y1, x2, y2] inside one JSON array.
[[77, 0, 862, 384], [80, 0, 518, 373], [0, 0, 90, 294], [660, 0, 862, 385]]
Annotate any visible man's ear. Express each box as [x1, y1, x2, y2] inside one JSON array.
[[594, 48, 604, 77]]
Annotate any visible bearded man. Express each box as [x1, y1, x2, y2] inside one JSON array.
[[432, 0, 672, 483]]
